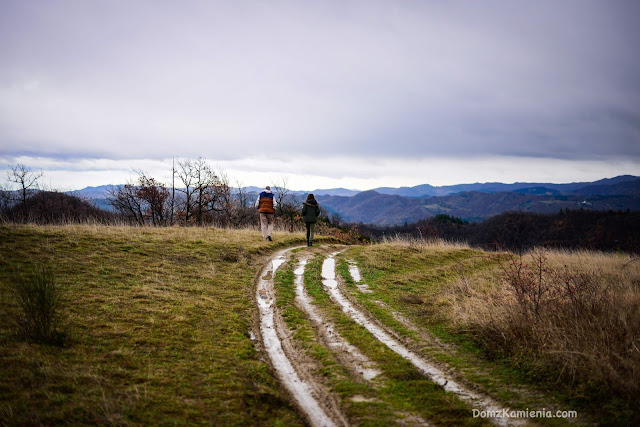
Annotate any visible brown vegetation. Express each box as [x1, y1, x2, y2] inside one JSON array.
[[447, 248, 640, 405]]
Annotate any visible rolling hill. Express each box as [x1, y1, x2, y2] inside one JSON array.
[[68, 176, 640, 226], [318, 178, 640, 225]]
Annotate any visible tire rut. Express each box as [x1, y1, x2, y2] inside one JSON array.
[[256, 247, 345, 427], [257, 246, 528, 426], [323, 251, 526, 426], [294, 256, 381, 381]]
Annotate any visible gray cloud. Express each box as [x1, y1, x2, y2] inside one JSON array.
[[1, 0, 639, 168]]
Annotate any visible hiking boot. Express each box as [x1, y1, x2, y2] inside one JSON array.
[[267, 236, 272, 241]]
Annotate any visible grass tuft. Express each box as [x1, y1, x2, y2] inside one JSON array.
[[9, 264, 68, 346]]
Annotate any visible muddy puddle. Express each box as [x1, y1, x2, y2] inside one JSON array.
[[326, 253, 521, 426], [257, 249, 337, 427], [347, 261, 372, 293]]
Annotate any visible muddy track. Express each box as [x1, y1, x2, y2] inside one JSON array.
[[256, 247, 348, 427], [294, 256, 381, 382], [256, 246, 530, 426]]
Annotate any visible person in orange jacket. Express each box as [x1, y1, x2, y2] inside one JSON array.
[[255, 186, 278, 241]]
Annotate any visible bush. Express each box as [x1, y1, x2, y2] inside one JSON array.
[[486, 249, 640, 403], [10, 265, 67, 345]]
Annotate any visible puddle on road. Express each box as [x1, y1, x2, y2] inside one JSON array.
[[347, 262, 361, 281], [325, 253, 519, 426], [295, 259, 380, 381], [257, 250, 336, 427], [347, 261, 373, 293]]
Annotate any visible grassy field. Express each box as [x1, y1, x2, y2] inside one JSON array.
[[0, 224, 333, 425], [2, 224, 638, 425], [341, 237, 640, 425]]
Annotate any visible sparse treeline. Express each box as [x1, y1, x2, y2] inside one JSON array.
[[358, 210, 640, 253], [0, 160, 310, 232], [106, 158, 239, 226], [106, 159, 307, 229], [0, 164, 117, 224]]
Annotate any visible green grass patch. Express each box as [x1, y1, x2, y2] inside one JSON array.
[[0, 224, 313, 425]]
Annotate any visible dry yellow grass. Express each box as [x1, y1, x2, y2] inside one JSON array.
[[379, 234, 472, 251], [445, 247, 640, 404]]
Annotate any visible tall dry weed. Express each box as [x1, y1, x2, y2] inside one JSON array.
[[448, 248, 640, 402], [380, 234, 470, 252]]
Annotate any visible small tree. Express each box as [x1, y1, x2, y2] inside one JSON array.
[[0, 184, 12, 217], [272, 177, 301, 232], [135, 171, 170, 226], [330, 211, 343, 227], [106, 171, 170, 226], [5, 164, 43, 222], [176, 158, 225, 225], [176, 159, 197, 224], [230, 180, 254, 227], [215, 170, 236, 227], [107, 181, 146, 225]]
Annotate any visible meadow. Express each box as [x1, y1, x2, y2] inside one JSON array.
[[1, 224, 638, 425], [344, 236, 640, 424], [0, 224, 328, 425]]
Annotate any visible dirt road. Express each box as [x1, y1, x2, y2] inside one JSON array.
[[255, 246, 531, 426]]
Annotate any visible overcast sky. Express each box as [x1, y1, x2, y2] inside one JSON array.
[[1, 0, 639, 191]]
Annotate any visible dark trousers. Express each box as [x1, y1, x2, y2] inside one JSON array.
[[305, 222, 315, 242]]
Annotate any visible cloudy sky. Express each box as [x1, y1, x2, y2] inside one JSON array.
[[1, 0, 639, 191]]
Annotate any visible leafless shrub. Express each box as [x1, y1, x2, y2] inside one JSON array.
[[471, 249, 640, 401], [271, 177, 301, 233]]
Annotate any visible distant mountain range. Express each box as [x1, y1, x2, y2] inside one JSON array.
[[316, 176, 640, 225], [368, 175, 640, 198], [70, 175, 640, 226]]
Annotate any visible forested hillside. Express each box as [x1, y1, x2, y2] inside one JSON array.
[[359, 209, 640, 253], [318, 177, 640, 225]]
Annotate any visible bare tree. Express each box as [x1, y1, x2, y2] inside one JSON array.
[[175, 157, 225, 225], [215, 173, 255, 228], [175, 159, 197, 224], [5, 164, 44, 221], [330, 211, 343, 227], [215, 170, 235, 227], [105, 170, 170, 226], [135, 171, 170, 226], [170, 157, 176, 225], [193, 158, 218, 225], [107, 181, 145, 225], [231, 180, 254, 227], [0, 184, 13, 218], [272, 177, 301, 232]]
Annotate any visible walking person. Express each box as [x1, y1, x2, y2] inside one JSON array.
[[255, 186, 277, 241], [302, 193, 320, 247]]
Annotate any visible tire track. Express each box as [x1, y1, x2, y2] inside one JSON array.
[[257, 247, 526, 425], [323, 252, 525, 426], [256, 247, 343, 427], [294, 257, 381, 381]]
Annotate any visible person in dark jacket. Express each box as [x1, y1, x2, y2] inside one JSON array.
[[301, 193, 320, 246]]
